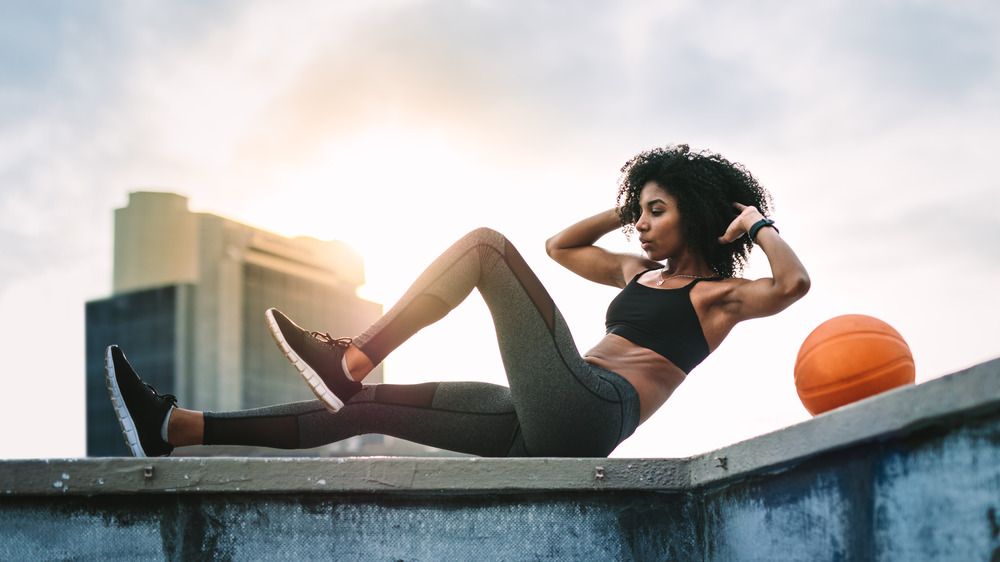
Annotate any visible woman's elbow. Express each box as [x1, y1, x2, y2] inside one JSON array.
[[544, 236, 561, 259], [785, 272, 811, 301]]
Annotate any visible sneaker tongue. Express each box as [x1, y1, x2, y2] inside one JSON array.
[[312, 332, 350, 348], [147, 383, 178, 406]]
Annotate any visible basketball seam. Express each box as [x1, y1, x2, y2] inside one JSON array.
[[797, 355, 914, 397]]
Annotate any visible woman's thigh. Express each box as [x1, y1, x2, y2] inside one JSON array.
[[472, 234, 639, 456]]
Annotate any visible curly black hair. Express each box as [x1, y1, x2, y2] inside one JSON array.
[[616, 144, 772, 278]]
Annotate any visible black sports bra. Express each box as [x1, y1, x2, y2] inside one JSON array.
[[605, 269, 721, 374]]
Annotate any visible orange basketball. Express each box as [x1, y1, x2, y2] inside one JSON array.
[[794, 314, 915, 415]]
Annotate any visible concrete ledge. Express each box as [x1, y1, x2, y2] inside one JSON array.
[[1, 457, 689, 496]]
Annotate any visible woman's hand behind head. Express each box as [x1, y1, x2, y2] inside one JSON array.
[[717, 203, 765, 245]]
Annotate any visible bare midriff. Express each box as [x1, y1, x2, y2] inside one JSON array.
[[584, 333, 687, 424]]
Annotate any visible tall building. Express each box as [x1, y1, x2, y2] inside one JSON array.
[[86, 192, 446, 457]]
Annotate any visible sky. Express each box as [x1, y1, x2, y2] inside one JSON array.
[[1, 0, 998, 459]]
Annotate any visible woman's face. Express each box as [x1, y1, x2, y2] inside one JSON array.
[[634, 181, 686, 261]]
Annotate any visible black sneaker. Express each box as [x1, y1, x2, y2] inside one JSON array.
[[104, 345, 177, 457], [265, 308, 362, 413]]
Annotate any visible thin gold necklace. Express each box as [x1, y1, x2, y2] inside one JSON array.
[[657, 270, 704, 286]]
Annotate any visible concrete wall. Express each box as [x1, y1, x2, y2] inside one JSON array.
[[693, 358, 1000, 561], [702, 413, 1000, 560], [1, 490, 701, 560], [4, 358, 1000, 560]]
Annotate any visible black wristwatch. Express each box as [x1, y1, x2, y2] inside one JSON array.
[[748, 218, 777, 243]]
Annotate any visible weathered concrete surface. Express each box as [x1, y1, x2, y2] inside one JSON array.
[[1, 457, 689, 495], [1, 491, 701, 560], [700, 408, 1000, 561], [3, 357, 999, 561], [698, 358, 1000, 561]]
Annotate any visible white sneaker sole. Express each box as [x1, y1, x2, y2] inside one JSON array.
[[265, 308, 345, 413], [104, 346, 147, 457]]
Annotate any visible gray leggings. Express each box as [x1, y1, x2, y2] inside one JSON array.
[[203, 228, 640, 457]]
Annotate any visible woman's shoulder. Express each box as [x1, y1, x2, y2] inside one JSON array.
[[692, 277, 763, 325], [690, 276, 751, 304], [698, 275, 751, 289], [701, 276, 750, 287], [621, 259, 663, 286]]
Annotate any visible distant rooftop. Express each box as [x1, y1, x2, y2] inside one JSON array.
[[113, 190, 366, 295]]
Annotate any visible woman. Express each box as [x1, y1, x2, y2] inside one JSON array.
[[106, 144, 809, 458]]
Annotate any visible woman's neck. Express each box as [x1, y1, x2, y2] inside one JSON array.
[[662, 255, 713, 277]]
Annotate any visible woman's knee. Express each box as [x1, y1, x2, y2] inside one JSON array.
[[462, 227, 509, 247]]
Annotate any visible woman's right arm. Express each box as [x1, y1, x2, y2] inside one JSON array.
[[545, 208, 655, 288]]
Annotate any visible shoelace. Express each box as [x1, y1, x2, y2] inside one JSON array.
[[144, 381, 178, 407], [310, 332, 352, 350]]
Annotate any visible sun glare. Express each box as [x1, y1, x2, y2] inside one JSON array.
[[246, 125, 493, 305]]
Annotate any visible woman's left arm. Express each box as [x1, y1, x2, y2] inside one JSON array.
[[717, 203, 811, 320]]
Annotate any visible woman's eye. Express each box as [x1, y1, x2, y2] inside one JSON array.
[[650, 210, 663, 216]]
